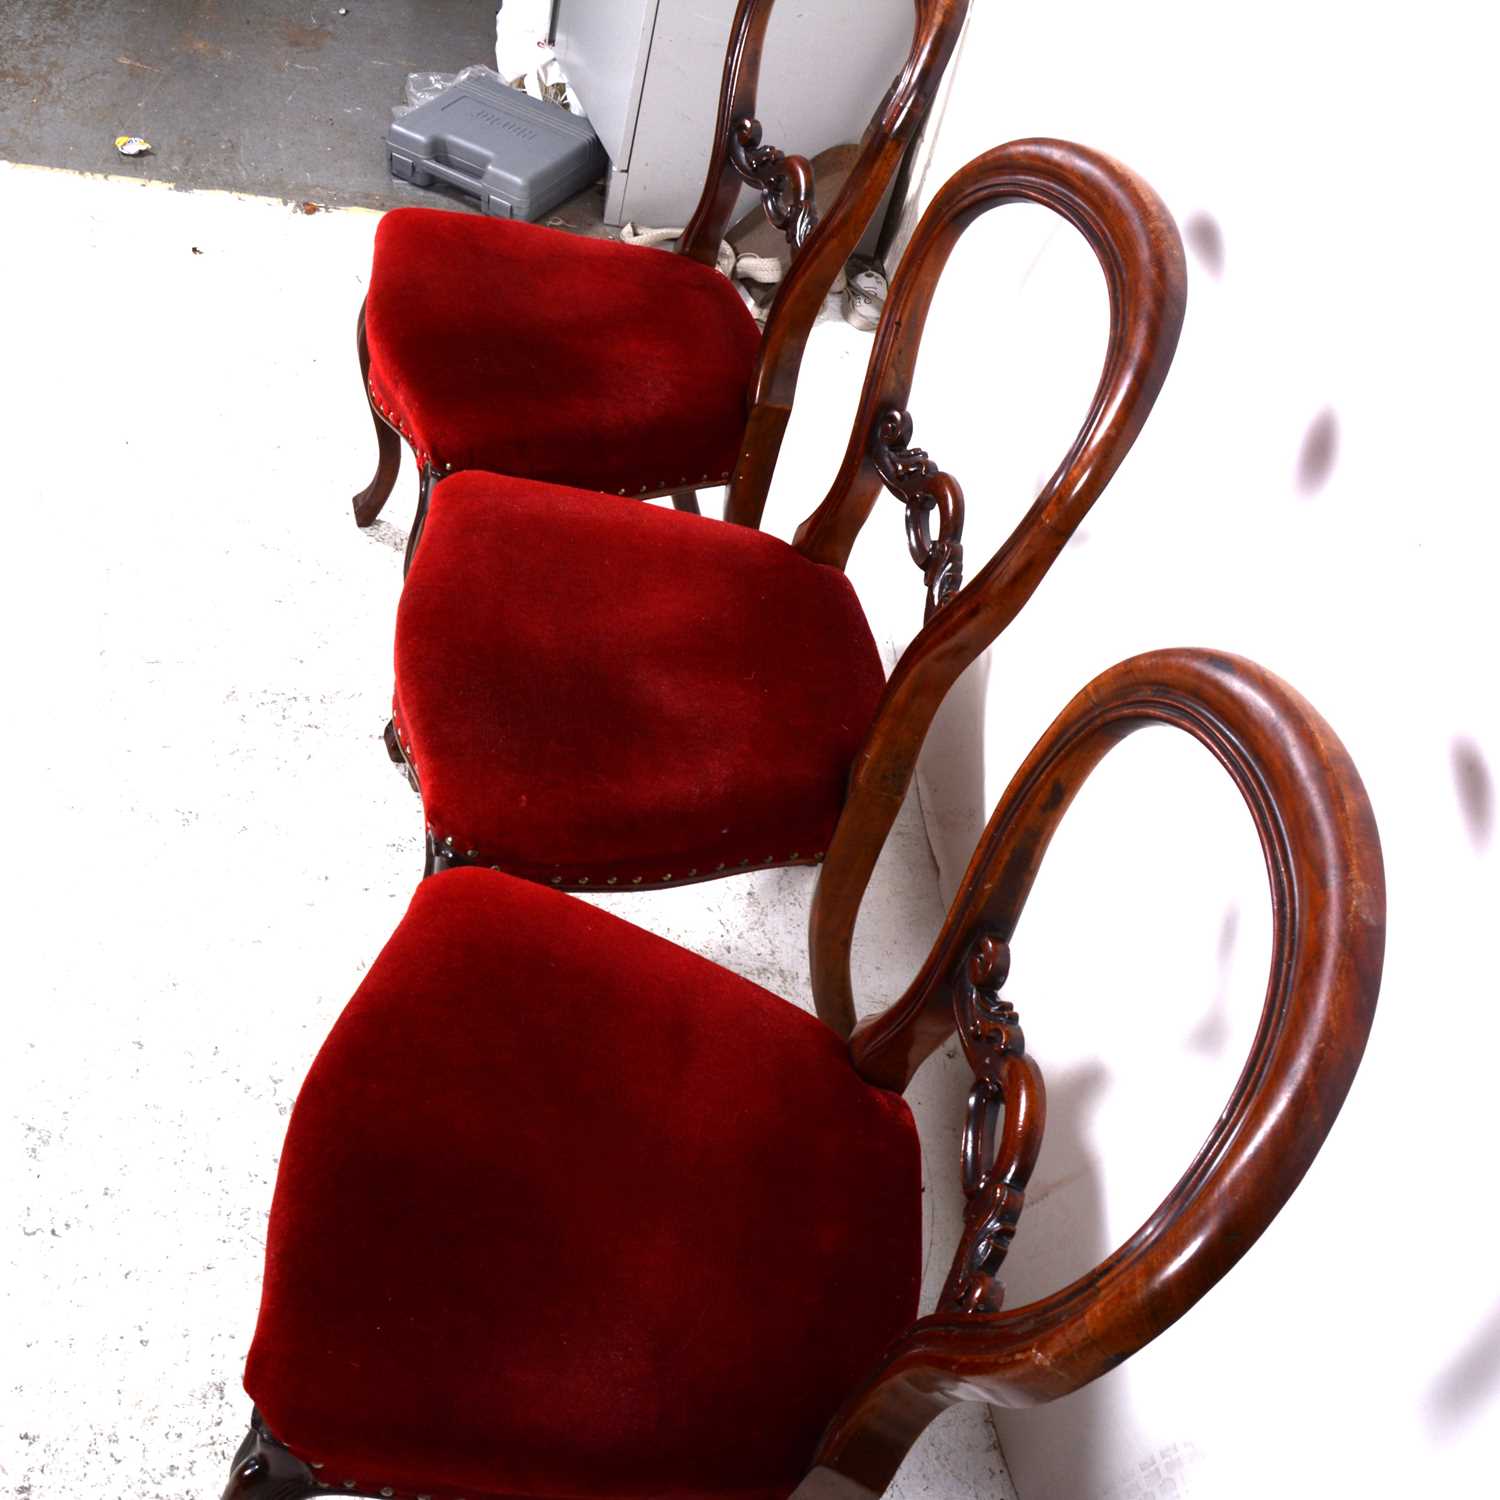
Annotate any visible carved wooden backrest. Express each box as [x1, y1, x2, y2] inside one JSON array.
[[801, 139, 1189, 1034], [794, 651, 1385, 1497], [679, 0, 971, 526]]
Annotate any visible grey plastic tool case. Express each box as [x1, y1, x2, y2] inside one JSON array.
[[387, 73, 606, 221]]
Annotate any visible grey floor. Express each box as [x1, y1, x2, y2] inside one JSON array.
[[0, 0, 604, 223]]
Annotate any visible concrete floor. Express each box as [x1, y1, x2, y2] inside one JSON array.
[[0, 160, 1014, 1500], [0, 0, 501, 208]]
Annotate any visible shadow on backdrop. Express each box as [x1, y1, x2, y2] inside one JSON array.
[[1182, 211, 1225, 278], [1450, 736, 1493, 850], [1186, 902, 1238, 1055], [1296, 407, 1339, 495], [1426, 1300, 1500, 1438]]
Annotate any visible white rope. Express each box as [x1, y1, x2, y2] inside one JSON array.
[[619, 225, 875, 329], [621, 223, 787, 320]]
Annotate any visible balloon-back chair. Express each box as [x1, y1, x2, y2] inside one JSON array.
[[351, 0, 971, 545], [387, 139, 1188, 904], [219, 647, 1385, 1500]]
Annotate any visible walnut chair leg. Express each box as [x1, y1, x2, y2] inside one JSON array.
[[351, 301, 402, 529], [671, 488, 701, 514], [352, 394, 401, 529], [402, 463, 437, 575], [383, 718, 420, 796], [220, 1411, 318, 1499], [382, 718, 404, 765]]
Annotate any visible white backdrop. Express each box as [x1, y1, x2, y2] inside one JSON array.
[[770, 2, 1498, 1494]]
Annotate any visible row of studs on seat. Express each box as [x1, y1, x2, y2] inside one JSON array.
[[368, 379, 731, 497], [304, 1459, 446, 1497], [389, 718, 823, 885], [428, 825, 825, 886], [612, 470, 733, 497], [367, 381, 446, 474]]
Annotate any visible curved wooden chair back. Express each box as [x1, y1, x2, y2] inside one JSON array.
[[794, 649, 1385, 1498], [800, 138, 1189, 1032], [680, 0, 971, 525]]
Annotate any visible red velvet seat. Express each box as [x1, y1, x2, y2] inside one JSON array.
[[393, 471, 887, 889], [350, 4, 973, 533], [244, 868, 922, 1500], [364, 209, 762, 497]]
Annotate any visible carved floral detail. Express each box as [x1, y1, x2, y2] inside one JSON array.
[[729, 117, 819, 253], [939, 932, 1045, 1315], [871, 408, 966, 618]]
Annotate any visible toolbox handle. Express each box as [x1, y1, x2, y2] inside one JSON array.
[[391, 149, 514, 217], [425, 154, 485, 190]]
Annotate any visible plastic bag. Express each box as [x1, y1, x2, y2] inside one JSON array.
[[496, 0, 554, 81], [392, 64, 505, 119], [496, 0, 583, 113], [393, 57, 582, 122]]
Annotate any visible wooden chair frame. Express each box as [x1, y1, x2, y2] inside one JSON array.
[[687, 0, 970, 525], [219, 649, 1385, 1498], [784, 137, 1190, 1031], [796, 648, 1385, 1495], [350, 0, 969, 547], [404, 139, 1187, 892]]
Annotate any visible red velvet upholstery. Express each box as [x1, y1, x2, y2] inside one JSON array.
[[245, 869, 922, 1500], [364, 208, 763, 496], [393, 472, 887, 888]]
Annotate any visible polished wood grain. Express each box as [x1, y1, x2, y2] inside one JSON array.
[[801, 138, 1188, 1036], [794, 648, 1386, 1497]]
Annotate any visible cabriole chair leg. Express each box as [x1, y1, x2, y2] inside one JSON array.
[[383, 718, 420, 795], [351, 395, 401, 529], [220, 1411, 318, 1499], [351, 302, 402, 529], [402, 463, 437, 574], [424, 827, 454, 879]]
